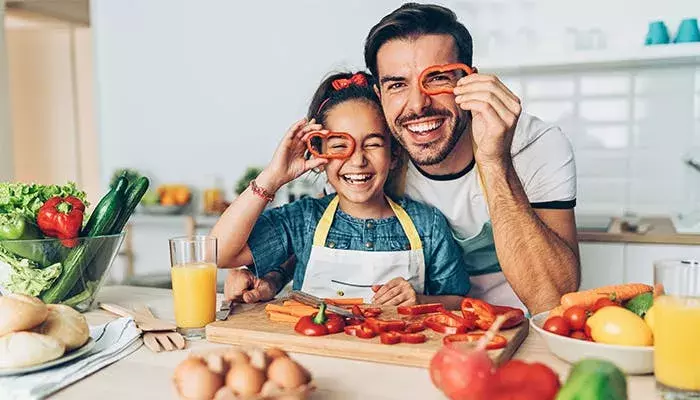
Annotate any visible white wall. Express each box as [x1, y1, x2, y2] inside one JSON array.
[[0, 7, 14, 181]]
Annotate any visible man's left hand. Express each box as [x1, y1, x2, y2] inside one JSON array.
[[453, 74, 522, 166], [371, 277, 417, 306]]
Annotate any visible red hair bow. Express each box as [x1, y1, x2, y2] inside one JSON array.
[[331, 73, 368, 90]]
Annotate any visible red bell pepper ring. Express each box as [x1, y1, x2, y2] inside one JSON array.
[[380, 331, 402, 345], [400, 332, 427, 344], [344, 324, 377, 339], [492, 305, 526, 329], [423, 311, 472, 335], [294, 303, 346, 336], [397, 303, 444, 315], [461, 298, 497, 331], [305, 131, 356, 160], [36, 196, 86, 248], [365, 318, 406, 334], [442, 333, 508, 350], [418, 63, 474, 96], [402, 322, 426, 333]]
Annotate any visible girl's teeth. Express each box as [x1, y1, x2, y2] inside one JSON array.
[[407, 120, 442, 133], [342, 174, 372, 184]]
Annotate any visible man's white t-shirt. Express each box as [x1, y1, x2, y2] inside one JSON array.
[[403, 112, 577, 310]]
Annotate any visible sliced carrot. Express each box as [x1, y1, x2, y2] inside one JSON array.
[[561, 283, 653, 310], [264, 304, 317, 317], [283, 300, 305, 307], [324, 297, 364, 306], [267, 312, 300, 324]]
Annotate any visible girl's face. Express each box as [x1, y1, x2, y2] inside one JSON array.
[[323, 100, 394, 207]]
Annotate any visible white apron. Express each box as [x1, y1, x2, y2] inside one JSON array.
[[300, 196, 425, 303]]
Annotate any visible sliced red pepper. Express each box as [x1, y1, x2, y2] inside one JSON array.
[[305, 131, 356, 160], [492, 305, 526, 329], [443, 333, 508, 350], [294, 302, 346, 336], [344, 324, 377, 339], [400, 332, 427, 344], [352, 305, 363, 317], [380, 331, 402, 345], [397, 303, 444, 315], [423, 311, 471, 335], [344, 316, 364, 326], [461, 298, 497, 331], [402, 322, 426, 333], [361, 307, 382, 318], [418, 63, 474, 96], [365, 318, 406, 334]]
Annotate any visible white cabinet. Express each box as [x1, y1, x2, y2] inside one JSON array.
[[624, 244, 700, 285], [579, 243, 625, 290]]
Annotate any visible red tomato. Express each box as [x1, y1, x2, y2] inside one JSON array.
[[590, 298, 620, 312], [570, 330, 589, 341], [563, 306, 588, 331], [492, 360, 560, 400], [543, 316, 571, 337]]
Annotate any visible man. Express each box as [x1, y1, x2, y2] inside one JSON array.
[[224, 2, 579, 314]]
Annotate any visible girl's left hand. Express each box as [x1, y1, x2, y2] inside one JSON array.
[[371, 277, 418, 306]]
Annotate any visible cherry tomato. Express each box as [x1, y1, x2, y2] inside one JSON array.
[[543, 316, 571, 337], [570, 330, 589, 341], [563, 306, 588, 331], [590, 298, 620, 312]]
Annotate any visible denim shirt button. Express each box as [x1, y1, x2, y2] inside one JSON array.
[[366, 221, 374, 229], [365, 241, 374, 249], [328, 241, 336, 248]]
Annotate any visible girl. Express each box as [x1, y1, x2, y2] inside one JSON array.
[[211, 71, 470, 308]]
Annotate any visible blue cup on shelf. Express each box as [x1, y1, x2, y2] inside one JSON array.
[[674, 18, 700, 43], [645, 20, 670, 45]]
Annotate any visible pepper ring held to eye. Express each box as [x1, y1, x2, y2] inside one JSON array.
[[418, 63, 475, 96], [305, 131, 356, 160]]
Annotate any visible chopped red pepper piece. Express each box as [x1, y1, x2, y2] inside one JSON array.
[[344, 316, 364, 326], [418, 63, 474, 96], [294, 303, 346, 336], [423, 311, 472, 334], [380, 331, 402, 345], [361, 307, 382, 318], [344, 324, 377, 339], [365, 318, 406, 334], [397, 303, 444, 315], [442, 333, 508, 350], [461, 298, 497, 331], [351, 305, 363, 317], [400, 332, 427, 344], [491, 305, 526, 329], [402, 322, 426, 333]]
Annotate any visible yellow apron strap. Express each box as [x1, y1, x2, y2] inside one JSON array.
[[312, 196, 340, 247], [386, 197, 423, 250]]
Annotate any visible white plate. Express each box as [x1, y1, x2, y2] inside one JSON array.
[[530, 311, 654, 375], [0, 338, 96, 376]]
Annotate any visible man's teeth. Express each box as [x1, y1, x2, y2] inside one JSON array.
[[406, 120, 443, 134], [342, 174, 373, 184]]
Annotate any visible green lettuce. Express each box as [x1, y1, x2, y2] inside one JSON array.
[[0, 182, 89, 220], [0, 245, 62, 296]]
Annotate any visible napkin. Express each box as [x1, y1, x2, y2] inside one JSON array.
[[0, 317, 143, 400]]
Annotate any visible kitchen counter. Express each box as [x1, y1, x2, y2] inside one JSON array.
[[49, 285, 660, 400], [578, 216, 700, 246]]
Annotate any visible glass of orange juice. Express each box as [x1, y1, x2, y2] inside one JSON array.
[[653, 259, 700, 399], [169, 235, 218, 340]]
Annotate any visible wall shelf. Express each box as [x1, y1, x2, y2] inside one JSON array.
[[478, 42, 700, 74]]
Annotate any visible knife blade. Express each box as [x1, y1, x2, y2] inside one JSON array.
[[216, 300, 235, 321], [289, 290, 359, 319]]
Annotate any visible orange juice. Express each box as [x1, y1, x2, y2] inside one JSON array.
[[171, 262, 217, 328], [654, 295, 700, 391]]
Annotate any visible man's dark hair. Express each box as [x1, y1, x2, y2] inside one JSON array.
[[364, 3, 473, 79]]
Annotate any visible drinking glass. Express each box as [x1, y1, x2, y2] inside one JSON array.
[[169, 235, 218, 340], [653, 259, 700, 399]]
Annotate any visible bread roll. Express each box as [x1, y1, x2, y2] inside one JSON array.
[[35, 304, 90, 351], [0, 332, 65, 368], [0, 294, 48, 336]]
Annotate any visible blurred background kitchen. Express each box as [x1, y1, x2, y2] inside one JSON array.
[[0, 0, 699, 292]]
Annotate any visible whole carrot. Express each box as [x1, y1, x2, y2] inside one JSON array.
[[561, 283, 653, 310]]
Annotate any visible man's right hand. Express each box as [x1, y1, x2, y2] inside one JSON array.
[[224, 268, 278, 303]]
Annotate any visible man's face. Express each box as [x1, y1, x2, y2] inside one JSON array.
[[375, 34, 468, 166]]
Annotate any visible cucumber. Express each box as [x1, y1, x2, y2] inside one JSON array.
[[42, 178, 128, 304], [111, 176, 150, 234]]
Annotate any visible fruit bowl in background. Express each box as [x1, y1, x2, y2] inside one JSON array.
[[0, 233, 125, 312], [530, 311, 654, 375]]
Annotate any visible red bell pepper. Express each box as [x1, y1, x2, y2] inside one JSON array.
[[344, 324, 377, 339], [294, 303, 345, 336], [365, 318, 406, 334], [400, 332, 427, 344], [379, 331, 426, 345], [418, 63, 474, 96], [36, 196, 86, 248], [492, 305, 526, 329], [397, 303, 444, 315], [423, 311, 472, 334], [490, 360, 561, 400], [380, 331, 402, 345], [442, 333, 508, 350], [461, 298, 497, 331]]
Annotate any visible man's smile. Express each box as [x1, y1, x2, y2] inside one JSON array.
[[402, 117, 446, 143]]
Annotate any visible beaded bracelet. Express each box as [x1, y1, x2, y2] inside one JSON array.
[[250, 179, 274, 202]]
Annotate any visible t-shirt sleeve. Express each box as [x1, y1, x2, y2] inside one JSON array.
[[425, 207, 472, 296], [516, 125, 577, 209], [247, 200, 307, 277]]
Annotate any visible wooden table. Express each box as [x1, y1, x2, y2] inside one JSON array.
[[49, 285, 661, 400]]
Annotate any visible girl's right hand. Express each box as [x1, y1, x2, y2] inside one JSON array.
[[258, 118, 329, 192]]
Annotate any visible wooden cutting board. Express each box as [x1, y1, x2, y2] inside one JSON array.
[[205, 300, 529, 369]]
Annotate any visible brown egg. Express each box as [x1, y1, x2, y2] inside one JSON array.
[[173, 357, 224, 400], [222, 349, 250, 366], [247, 348, 271, 371], [205, 354, 227, 375], [266, 357, 311, 390], [225, 363, 266, 396], [265, 347, 289, 360]]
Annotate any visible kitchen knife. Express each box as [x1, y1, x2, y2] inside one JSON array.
[[289, 290, 359, 319]]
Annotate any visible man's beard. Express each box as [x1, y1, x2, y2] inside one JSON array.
[[392, 108, 468, 166]]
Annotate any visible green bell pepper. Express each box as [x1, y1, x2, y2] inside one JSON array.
[[0, 213, 57, 266], [555, 359, 627, 400]]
